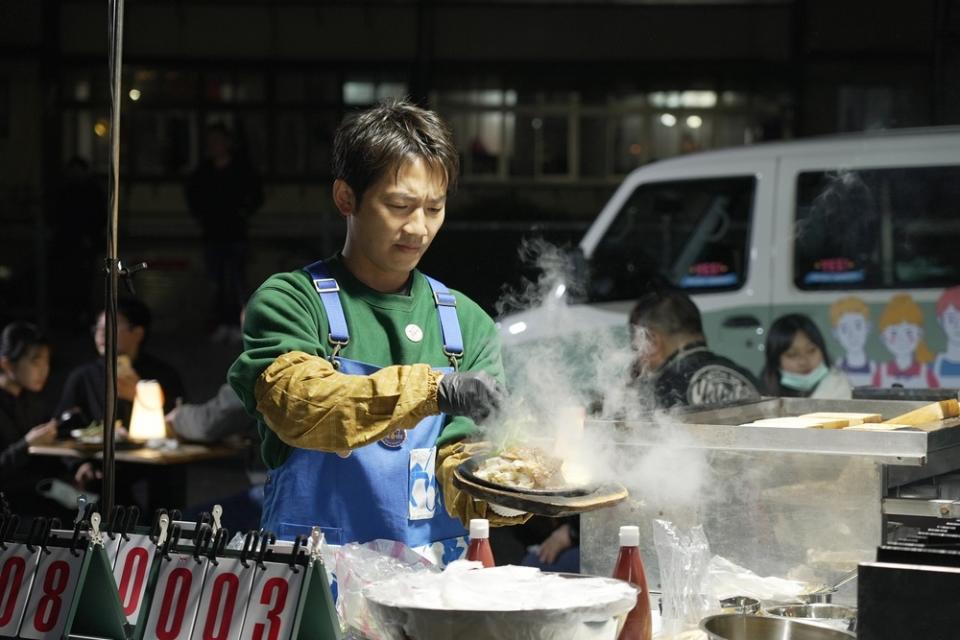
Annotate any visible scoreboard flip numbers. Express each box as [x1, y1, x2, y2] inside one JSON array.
[[144, 551, 209, 640], [18, 546, 84, 640], [114, 533, 158, 624], [0, 540, 38, 637], [240, 559, 305, 640]]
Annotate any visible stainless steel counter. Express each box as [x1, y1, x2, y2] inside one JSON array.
[[579, 398, 960, 605]]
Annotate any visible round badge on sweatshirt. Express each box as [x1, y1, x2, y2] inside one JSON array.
[[405, 324, 424, 342]]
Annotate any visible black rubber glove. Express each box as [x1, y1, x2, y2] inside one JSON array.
[[437, 371, 504, 425]]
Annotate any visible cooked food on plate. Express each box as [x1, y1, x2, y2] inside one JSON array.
[[473, 446, 568, 490]]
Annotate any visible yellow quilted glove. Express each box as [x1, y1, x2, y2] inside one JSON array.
[[436, 440, 532, 527]]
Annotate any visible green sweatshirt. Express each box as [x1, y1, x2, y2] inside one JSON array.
[[227, 255, 503, 469]]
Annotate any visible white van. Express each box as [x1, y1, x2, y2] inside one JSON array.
[[500, 127, 960, 390]]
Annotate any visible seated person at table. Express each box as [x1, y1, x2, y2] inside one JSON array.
[[56, 296, 185, 427], [166, 383, 263, 531], [759, 313, 852, 399], [0, 323, 75, 519], [628, 289, 760, 408]]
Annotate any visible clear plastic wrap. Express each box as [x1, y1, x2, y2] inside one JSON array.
[[703, 555, 809, 602], [652, 519, 713, 636], [333, 539, 439, 638], [363, 561, 638, 640]]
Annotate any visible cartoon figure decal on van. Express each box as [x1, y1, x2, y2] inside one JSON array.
[[830, 296, 878, 388], [873, 294, 939, 389], [934, 286, 960, 388]]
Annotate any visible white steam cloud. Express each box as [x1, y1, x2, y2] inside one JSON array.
[[491, 238, 710, 509]]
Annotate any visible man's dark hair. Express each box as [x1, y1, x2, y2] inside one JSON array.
[[0, 323, 48, 362], [628, 289, 704, 338], [115, 297, 152, 336], [332, 98, 459, 205]]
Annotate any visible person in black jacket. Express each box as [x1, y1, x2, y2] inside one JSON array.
[[0, 323, 70, 517], [628, 289, 760, 409], [56, 296, 185, 429]]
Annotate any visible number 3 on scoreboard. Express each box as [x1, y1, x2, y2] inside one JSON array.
[[240, 563, 304, 640]]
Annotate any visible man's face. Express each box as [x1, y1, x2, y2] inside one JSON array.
[[631, 325, 666, 373], [93, 312, 144, 357], [833, 312, 870, 352], [941, 304, 960, 343], [339, 156, 447, 289]]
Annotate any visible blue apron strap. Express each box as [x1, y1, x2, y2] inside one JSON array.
[[303, 260, 350, 349], [423, 275, 464, 368]]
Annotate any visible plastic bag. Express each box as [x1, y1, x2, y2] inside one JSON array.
[[704, 555, 809, 602], [333, 539, 439, 639], [652, 519, 712, 636], [363, 561, 638, 640]]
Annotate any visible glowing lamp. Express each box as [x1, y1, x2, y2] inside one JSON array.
[[129, 380, 166, 441]]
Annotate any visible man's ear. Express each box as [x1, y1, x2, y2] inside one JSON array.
[[333, 179, 357, 218], [0, 356, 13, 378], [130, 325, 146, 347]]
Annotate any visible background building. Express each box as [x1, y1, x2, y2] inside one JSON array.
[[2, 0, 959, 327]]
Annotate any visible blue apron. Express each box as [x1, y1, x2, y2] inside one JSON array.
[[260, 261, 468, 564]]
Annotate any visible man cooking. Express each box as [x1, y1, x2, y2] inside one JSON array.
[[228, 99, 527, 563]]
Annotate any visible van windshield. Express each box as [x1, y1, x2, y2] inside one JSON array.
[[587, 176, 755, 302]]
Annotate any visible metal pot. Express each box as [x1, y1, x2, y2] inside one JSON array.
[[718, 596, 760, 614], [763, 604, 857, 633], [700, 614, 856, 640]]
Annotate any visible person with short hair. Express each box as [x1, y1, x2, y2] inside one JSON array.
[[228, 99, 526, 561], [56, 296, 185, 427], [760, 313, 852, 399], [0, 323, 71, 516], [628, 289, 760, 408]]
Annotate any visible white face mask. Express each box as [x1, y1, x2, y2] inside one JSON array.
[[780, 363, 829, 392]]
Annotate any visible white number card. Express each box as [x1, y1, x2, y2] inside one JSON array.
[[143, 554, 209, 640], [113, 533, 158, 624], [0, 543, 39, 637], [190, 557, 256, 640], [239, 562, 305, 640], [19, 546, 84, 640]]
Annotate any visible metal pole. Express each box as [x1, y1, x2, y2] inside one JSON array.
[[102, 0, 125, 515]]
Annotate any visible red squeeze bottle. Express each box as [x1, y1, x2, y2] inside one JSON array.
[[466, 518, 495, 568], [612, 525, 652, 640]]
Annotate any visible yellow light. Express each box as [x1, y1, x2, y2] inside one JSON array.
[[128, 89, 141, 101], [94, 120, 110, 137], [686, 115, 703, 129], [129, 380, 167, 441]]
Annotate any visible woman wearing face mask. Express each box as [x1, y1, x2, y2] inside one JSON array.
[[760, 314, 853, 399], [0, 323, 60, 511]]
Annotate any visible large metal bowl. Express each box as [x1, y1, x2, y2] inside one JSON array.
[[763, 603, 857, 632], [365, 573, 637, 640], [700, 614, 856, 640]]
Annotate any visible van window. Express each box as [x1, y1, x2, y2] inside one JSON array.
[[794, 165, 960, 290], [587, 177, 755, 302]]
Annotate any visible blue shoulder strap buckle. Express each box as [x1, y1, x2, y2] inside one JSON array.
[[424, 275, 465, 368], [303, 261, 350, 353]]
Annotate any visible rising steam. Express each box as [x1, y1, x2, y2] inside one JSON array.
[[492, 238, 710, 509]]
